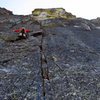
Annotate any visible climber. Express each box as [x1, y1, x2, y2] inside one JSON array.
[[13, 27, 31, 38]]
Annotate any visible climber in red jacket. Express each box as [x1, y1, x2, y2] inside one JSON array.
[[13, 27, 31, 38]]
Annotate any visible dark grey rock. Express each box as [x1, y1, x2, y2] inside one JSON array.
[[0, 32, 18, 41], [0, 36, 43, 100], [0, 8, 100, 100], [0, 7, 13, 15], [61, 18, 96, 30], [40, 19, 65, 27], [41, 26, 100, 100], [91, 17, 100, 26]]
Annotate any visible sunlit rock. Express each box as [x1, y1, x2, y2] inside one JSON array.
[[32, 8, 76, 21]]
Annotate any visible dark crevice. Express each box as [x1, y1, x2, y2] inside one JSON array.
[[39, 31, 46, 98], [0, 59, 13, 65], [0, 59, 11, 63], [39, 45, 42, 51], [42, 54, 49, 80], [32, 32, 43, 37], [39, 27, 50, 99], [42, 57, 47, 64]]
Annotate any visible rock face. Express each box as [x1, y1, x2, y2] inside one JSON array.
[[91, 17, 100, 26], [0, 7, 13, 15], [32, 8, 76, 21], [0, 8, 100, 100]]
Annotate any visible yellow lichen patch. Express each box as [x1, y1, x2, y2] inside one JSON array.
[[51, 56, 57, 62], [32, 8, 76, 21]]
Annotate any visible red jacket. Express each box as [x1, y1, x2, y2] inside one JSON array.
[[13, 29, 31, 32]]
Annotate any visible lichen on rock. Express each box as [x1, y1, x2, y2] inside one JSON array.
[[32, 8, 76, 21]]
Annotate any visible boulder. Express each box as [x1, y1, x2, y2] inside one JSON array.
[[80, 23, 91, 31], [59, 18, 96, 30], [91, 17, 100, 26], [0, 7, 13, 15], [32, 8, 76, 21]]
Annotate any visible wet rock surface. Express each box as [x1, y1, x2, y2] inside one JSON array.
[[0, 8, 100, 100]]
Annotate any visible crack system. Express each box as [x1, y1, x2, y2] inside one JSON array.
[[39, 26, 50, 99]]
